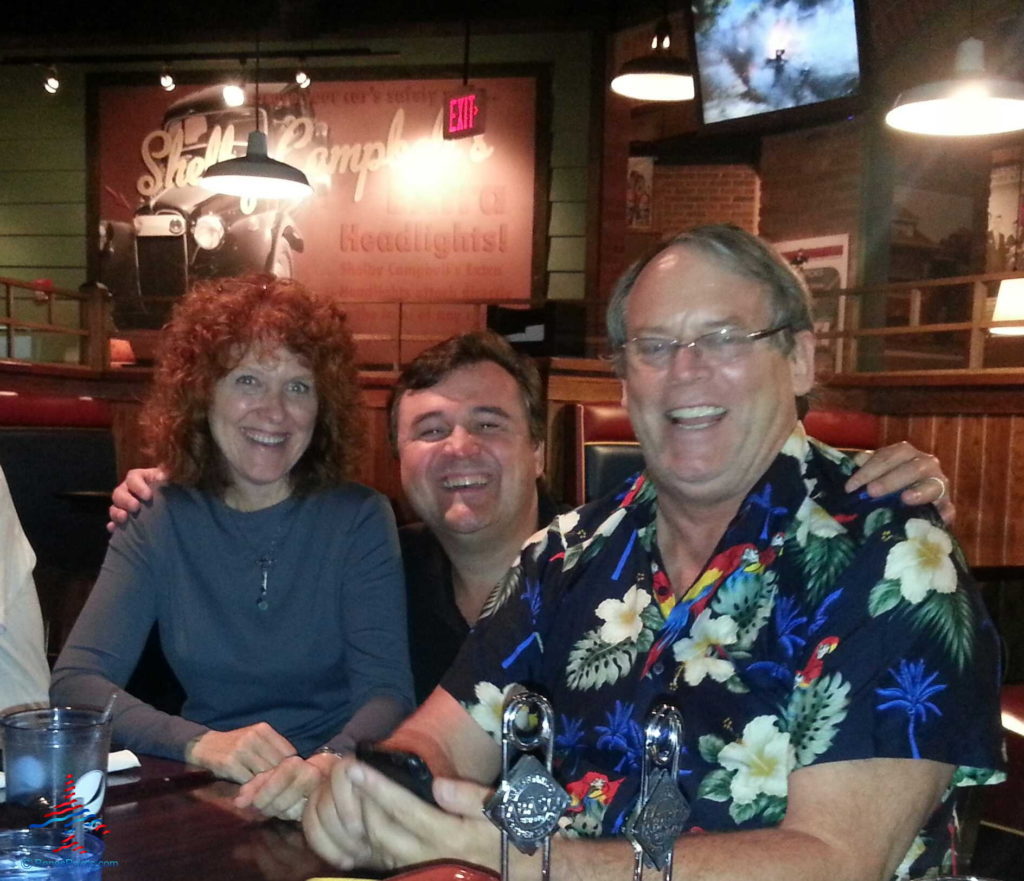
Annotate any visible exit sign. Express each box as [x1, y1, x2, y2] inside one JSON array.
[[444, 88, 487, 140]]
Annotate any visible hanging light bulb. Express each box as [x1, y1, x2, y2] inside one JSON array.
[[43, 66, 60, 95], [202, 44, 312, 201], [159, 66, 176, 92], [611, 18, 694, 103], [886, 38, 1024, 137], [295, 62, 311, 89], [991, 278, 1024, 335], [222, 81, 246, 107]]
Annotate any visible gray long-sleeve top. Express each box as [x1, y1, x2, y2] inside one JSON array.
[[52, 483, 414, 760]]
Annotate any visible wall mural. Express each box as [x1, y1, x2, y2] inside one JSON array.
[[94, 75, 540, 356]]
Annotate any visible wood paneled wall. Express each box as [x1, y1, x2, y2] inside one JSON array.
[[878, 413, 1024, 567]]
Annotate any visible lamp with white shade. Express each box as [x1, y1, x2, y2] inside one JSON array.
[[201, 41, 312, 201], [886, 37, 1024, 137], [611, 17, 694, 103], [991, 278, 1024, 336]]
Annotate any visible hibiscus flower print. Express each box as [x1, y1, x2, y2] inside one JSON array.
[[883, 518, 956, 604], [555, 509, 580, 536], [793, 496, 847, 546], [671, 608, 738, 686], [595, 585, 652, 645], [717, 715, 794, 804], [466, 681, 519, 738]]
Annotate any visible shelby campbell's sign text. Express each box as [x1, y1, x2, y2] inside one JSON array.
[[97, 76, 537, 304]]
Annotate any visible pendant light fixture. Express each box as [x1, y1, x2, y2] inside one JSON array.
[[991, 151, 1024, 335], [991, 277, 1024, 335], [886, 27, 1024, 137], [201, 39, 312, 201], [611, 14, 694, 103]]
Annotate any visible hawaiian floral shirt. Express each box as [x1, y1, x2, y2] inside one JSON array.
[[442, 426, 1005, 879]]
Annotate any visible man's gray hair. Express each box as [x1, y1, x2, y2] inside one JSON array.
[[606, 224, 815, 372]]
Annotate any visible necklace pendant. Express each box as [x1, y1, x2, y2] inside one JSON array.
[[256, 556, 272, 610]]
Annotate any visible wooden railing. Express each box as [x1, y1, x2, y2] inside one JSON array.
[[9, 268, 1024, 381], [0, 278, 593, 373], [813, 270, 1024, 377], [0, 278, 110, 371]]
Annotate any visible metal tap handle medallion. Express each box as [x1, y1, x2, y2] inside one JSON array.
[[625, 703, 690, 879], [485, 753, 569, 854], [483, 692, 569, 881]]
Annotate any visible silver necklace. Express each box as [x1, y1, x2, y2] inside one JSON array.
[[254, 521, 289, 611], [230, 510, 290, 612], [255, 551, 276, 611]]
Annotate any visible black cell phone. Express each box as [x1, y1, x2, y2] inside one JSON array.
[[355, 743, 437, 806]]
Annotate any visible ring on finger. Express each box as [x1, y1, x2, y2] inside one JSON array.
[[920, 475, 947, 501]]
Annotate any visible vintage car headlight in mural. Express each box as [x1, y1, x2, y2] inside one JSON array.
[[97, 82, 324, 331], [193, 214, 226, 250]]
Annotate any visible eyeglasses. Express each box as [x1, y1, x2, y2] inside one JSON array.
[[618, 324, 791, 369]]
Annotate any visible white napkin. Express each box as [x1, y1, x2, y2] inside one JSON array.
[[0, 749, 140, 792]]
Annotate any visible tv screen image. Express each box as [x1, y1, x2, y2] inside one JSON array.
[[691, 0, 862, 126]]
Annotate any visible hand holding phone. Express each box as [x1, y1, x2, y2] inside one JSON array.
[[355, 743, 437, 806]]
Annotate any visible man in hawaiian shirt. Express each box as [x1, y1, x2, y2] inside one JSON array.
[[303, 225, 1004, 881]]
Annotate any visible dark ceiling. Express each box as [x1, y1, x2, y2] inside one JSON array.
[[2, 0, 622, 50], [6, 0, 1022, 72]]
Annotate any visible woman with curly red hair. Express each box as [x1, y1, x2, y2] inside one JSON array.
[[53, 275, 413, 794]]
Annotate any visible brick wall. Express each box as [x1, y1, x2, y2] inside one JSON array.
[[758, 119, 866, 282], [595, 149, 760, 335], [652, 165, 760, 235]]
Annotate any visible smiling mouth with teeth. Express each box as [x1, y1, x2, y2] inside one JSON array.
[[442, 475, 490, 490], [243, 429, 287, 446], [667, 405, 727, 426]]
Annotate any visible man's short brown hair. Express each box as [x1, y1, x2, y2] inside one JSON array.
[[387, 330, 545, 453]]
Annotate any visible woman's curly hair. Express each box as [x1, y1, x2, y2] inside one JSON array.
[[141, 274, 364, 496]]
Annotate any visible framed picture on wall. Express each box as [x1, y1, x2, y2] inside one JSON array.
[[626, 157, 654, 231], [774, 234, 849, 375], [774, 233, 849, 294], [89, 71, 544, 337]]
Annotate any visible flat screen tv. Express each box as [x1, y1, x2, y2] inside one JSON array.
[[690, 0, 865, 131]]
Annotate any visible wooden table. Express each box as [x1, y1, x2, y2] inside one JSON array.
[[3, 755, 341, 881]]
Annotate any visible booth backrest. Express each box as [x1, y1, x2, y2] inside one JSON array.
[[0, 395, 117, 657], [0, 395, 116, 573], [567, 402, 643, 506], [565, 403, 883, 506]]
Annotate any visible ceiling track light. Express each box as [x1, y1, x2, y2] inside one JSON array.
[[222, 81, 246, 107], [43, 65, 60, 95], [886, 37, 1024, 137], [611, 17, 694, 103], [159, 65, 175, 92]]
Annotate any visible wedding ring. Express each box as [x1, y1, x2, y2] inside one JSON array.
[[921, 475, 947, 501]]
